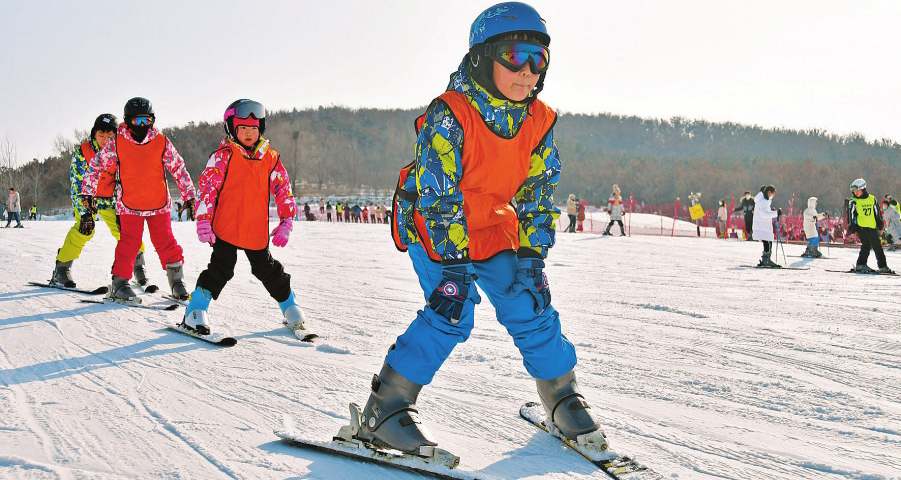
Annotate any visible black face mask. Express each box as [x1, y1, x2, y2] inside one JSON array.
[[128, 124, 150, 142]]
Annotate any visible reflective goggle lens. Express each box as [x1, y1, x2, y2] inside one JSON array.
[[491, 41, 549, 73], [231, 101, 265, 120], [132, 115, 153, 126]]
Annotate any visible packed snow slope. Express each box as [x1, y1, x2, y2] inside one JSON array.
[[1, 219, 899, 480]]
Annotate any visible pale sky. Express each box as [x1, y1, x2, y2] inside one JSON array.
[[2, 0, 900, 165]]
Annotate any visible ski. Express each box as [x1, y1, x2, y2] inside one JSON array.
[[519, 402, 661, 480], [788, 255, 836, 259], [739, 265, 809, 270], [167, 323, 237, 347], [275, 430, 490, 480], [133, 283, 159, 294], [826, 269, 899, 276], [80, 298, 180, 311], [28, 281, 108, 295], [284, 321, 318, 342]]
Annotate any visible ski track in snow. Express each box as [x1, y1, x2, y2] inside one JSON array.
[[0, 218, 900, 479]]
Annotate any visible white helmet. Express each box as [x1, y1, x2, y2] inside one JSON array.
[[850, 178, 866, 192]]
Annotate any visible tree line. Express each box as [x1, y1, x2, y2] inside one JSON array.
[[3, 107, 900, 215]]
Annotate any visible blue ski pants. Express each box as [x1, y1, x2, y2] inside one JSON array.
[[386, 243, 577, 385]]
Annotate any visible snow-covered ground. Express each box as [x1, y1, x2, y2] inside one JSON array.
[[1, 218, 899, 480]]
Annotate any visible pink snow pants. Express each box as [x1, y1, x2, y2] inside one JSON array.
[[112, 213, 184, 279]]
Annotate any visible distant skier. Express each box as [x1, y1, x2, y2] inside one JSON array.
[[82, 97, 196, 302], [343, 2, 608, 462], [752, 185, 781, 267], [739, 191, 754, 240], [51, 114, 148, 288], [800, 197, 828, 258], [180, 99, 304, 336], [4, 187, 22, 228], [881, 197, 901, 250], [847, 178, 892, 273], [604, 192, 625, 236]]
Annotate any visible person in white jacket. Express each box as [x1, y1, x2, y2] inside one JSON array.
[[801, 197, 829, 258], [881, 197, 901, 250], [752, 185, 781, 267]]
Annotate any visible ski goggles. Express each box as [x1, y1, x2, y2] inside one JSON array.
[[225, 100, 265, 121], [485, 40, 550, 74], [131, 115, 154, 126]]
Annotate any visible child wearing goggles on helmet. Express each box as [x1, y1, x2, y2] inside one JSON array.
[[340, 2, 608, 464], [179, 99, 305, 338], [82, 97, 196, 303], [847, 178, 892, 273]]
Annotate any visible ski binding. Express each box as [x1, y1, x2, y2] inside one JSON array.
[[519, 402, 661, 479]]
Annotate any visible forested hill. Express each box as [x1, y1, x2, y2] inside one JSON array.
[[16, 107, 901, 214]]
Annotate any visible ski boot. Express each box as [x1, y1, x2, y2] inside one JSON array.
[[800, 245, 814, 258], [878, 266, 894, 274], [133, 252, 149, 286], [854, 264, 875, 273], [180, 286, 212, 335], [279, 291, 306, 332], [166, 262, 189, 300], [51, 259, 76, 288], [108, 275, 140, 303], [812, 245, 824, 258], [338, 360, 440, 457], [757, 251, 780, 268], [536, 370, 608, 453]]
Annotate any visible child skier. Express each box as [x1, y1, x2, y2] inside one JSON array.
[[604, 192, 626, 236], [881, 197, 901, 250], [180, 99, 304, 336], [800, 197, 828, 258], [81, 97, 196, 302], [51, 114, 149, 288], [339, 2, 607, 463], [847, 178, 892, 273], [752, 185, 781, 267]]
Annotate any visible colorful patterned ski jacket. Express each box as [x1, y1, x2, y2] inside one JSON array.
[[398, 56, 561, 263], [70, 139, 116, 217], [82, 124, 196, 217], [195, 137, 296, 224]]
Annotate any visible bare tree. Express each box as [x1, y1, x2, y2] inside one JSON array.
[[0, 135, 18, 192]]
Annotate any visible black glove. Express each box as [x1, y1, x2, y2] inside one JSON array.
[[505, 258, 551, 314], [777, 208, 782, 218], [427, 264, 476, 324], [78, 213, 95, 236], [81, 195, 96, 216]]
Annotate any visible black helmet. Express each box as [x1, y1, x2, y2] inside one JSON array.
[[90, 113, 119, 138], [124, 97, 154, 117]]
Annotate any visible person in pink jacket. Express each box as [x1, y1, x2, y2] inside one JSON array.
[[180, 99, 304, 337], [82, 97, 196, 302]]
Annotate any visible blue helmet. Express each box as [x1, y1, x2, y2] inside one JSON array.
[[469, 2, 549, 48]]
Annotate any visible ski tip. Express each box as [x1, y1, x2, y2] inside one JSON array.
[[217, 337, 238, 347]]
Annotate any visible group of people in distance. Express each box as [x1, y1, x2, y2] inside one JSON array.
[[44, 2, 609, 463], [750, 180, 893, 274]]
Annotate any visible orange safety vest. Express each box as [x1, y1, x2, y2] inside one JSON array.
[[80, 141, 117, 198], [116, 133, 168, 211], [211, 142, 280, 250], [393, 91, 556, 261]]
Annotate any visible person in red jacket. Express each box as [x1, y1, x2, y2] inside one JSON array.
[[180, 99, 304, 336]]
